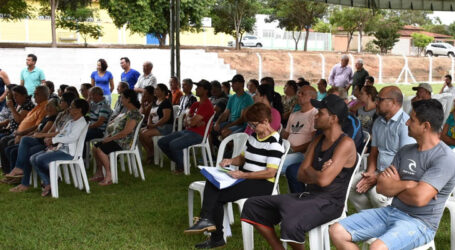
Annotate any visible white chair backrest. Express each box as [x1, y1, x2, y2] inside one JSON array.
[[216, 133, 249, 167], [277, 124, 283, 134], [172, 105, 180, 132], [342, 153, 362, 214], [433, 93, 454, 124], [360, 131, 371, 158], [201, 114, 216, 144], [74, 124, 89, 160], [129, 114, 145, 150], [272, 139, 291, 195], [402, 96, 413, 115]]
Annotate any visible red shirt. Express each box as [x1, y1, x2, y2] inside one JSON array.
[[187, 99, 214, 137]]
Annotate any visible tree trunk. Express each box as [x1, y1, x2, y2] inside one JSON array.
[[303, 28, 310, 51], [157, 34, 166, 47], [346, 32, 353, 52], [359, 29, 363, 52], [50, 0, 57, 48]]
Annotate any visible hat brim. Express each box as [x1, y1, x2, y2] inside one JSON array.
[[310, 99, 323, 109], [412, 87, 419, 91]]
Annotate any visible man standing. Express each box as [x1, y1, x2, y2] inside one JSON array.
[[134, 61, 157, 101], [349, 86, 415, 211], [440, 74, 455, 95], [331, 99, 455, 250], [329, 55, 353, 90], [20, 54, 45, 95], [120, 57, 141, 89], [241, 94, 357, 249], [411, 83, 432, 103], [158, 80, 214, 174], [350, 59, 369, 93], [178, 78, 197, 116]]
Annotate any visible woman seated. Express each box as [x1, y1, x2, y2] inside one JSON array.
[[139, 84, 174, 163], [0, 84, 17, 130], [139, 86, 156, 127], [348, 85, 364, 113], [281, 80, 297, 124], [5, 92, 78, 191], [356, 85, 378, 134], [184, 102, 285, 249], [31, 98, 90, 197], [244, 84, 281, 135], [442, 102, 455, 149], [90, 89, 142, 185]]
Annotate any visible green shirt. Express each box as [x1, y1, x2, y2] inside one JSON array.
[[226, 92, 254, 122], [352, 68, 369, 88], [20, 67, 45, 95]]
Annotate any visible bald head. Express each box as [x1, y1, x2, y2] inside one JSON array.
[[381, 86, 403, 106], [302, 85, 317, 99]]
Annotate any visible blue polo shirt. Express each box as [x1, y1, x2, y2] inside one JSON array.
[[21, 67, 45, 95], [371, 108, 416, 172], [121, 69, 140, 89]]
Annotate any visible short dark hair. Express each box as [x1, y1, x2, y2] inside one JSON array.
[[319, 79, 327, 87], [98, 58, 108, 72], [257, 84, 274, 104], [60, 84, 69, 93], [222, 81, 231, 92], [366, 76, 375, 83], [61, 92, 78, 106], [211, 80, 221, 90], [245, 102, 272, 123], [144, 85, 155, 95], [65, 86, 79, 97], [362, 85, 378, 102], [12, 85, 28, 96], [261, 77, 275, 88], [118, 81, 129, 89], [72, 98, 90, 116], [297, 77, 310, 87], [81, 83, 92, 91], [45, 81, 55, 93], [445, 74, 452, 80], [285, 80, 298, 93], [120, 57, 130, 64], [248, 79, 259, 88], [122, 89, 141, 109], [182, 78, 193, 87], [411, 99, 444, 133], [27, 54, 37, 62]]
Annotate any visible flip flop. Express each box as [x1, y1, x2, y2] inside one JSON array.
[[6, 174, 24, 179], [89, 176, 104, 182]]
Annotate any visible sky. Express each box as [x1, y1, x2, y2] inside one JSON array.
[[429, 11, 455, 25]]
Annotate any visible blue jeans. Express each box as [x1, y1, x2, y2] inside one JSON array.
[[5, 144, 18, 173], [15, 136, 46, 186], [31, 150, 73, 186], [285, 163, 306, 193], [280, 152, 304, 174], [158, 130, 203, 171], [339, 206, 436, 250]]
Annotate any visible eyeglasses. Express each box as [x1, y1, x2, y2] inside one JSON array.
[[375, 96, 394, 102], [248, 122, 260, 130]]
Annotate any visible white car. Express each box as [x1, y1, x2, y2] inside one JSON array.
[[425, 42, 455, 57], [228, 35, 263, 48]]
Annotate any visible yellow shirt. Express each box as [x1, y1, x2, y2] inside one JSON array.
[[17, 100, 48, 133]]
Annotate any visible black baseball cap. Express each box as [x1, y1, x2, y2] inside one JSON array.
[[230, 74, 245, 84], [195, 79, 211, 91], [310, 94, 348, 123]]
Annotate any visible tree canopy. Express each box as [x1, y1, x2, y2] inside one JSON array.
[[0, 0, 29, 21], [411, 32, 434, 56]]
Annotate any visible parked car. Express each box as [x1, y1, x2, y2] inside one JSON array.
[[228, 35, 263, 48], [425, 42, 455, 57]]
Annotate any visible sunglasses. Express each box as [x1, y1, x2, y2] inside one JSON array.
[[375, 96, 394, 102]]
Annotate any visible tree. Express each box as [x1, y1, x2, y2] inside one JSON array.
[[372, 18, 401, 54], [267, 0, 327, 51], [211, 0, 260, 50], [423, 24, 450, 36], [448, 22, 455, 38], [100, 0, 213, 47], [383, 10, 433, 26], [411, 33, 434, 56], [313, 20, 331, 33], [0, 0, 30, 21], [330, 7, 376, 52], [39, 0, 92, 47], [56, 7, 102, 47]]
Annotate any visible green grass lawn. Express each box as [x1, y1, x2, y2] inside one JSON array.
[[0, 83, 450, 249]]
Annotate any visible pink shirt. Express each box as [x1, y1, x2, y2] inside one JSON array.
[[245, 107, 281, 135], [285, 108, 318, 147]]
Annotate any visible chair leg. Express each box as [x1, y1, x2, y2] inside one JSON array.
[[183, 148, 190, 175], [206, 144, 213, 167], [49, 162, 59, 198], [153, 137, 160, 165], [201, 147, 207, 166], [69, 164, 78, 188], [109, 153, 118, 184], [308, 226, 323, 250], [119, 154, 126, 173], [130, 153, 139, 178], [188, 189, 194, 226], [227, 202, 234, 225], [192, 147, 197, 167], [241, 221, 254, 250], [134, 149, 145, 181], [222, 205, 232, 239], [33, 169, 38, 188], [62, 164, 71, 184], [78, 160, 90, 194], [75, 164, 83, 190]]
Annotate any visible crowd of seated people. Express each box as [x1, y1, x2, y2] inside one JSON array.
[[2, 53, 455, 250]]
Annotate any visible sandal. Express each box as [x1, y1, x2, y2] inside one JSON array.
[[9, 185, 29, 193], [41, 186, 51, 197], [89, 176, 104, 182]]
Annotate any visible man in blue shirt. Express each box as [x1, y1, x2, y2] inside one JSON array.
[[20, 54, 45, 95], [120, 57, 140, 89]]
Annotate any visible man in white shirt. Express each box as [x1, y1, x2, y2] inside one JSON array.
[[134, 61, 157, 101], [440, 74, 455, 95]]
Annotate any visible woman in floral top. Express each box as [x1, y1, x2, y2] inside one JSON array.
[[281, 80, 297, 125], [91, 89, 142, 186], [0, 85, 34, 137]]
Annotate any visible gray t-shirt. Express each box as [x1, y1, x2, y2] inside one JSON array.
[[357, 107, 376, 133], [391, 142, 455, 231]]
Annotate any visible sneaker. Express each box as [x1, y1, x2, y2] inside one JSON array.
[[184, 218, 216, 234], [194, 238, 226, 249]]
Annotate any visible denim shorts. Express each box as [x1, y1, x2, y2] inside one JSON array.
[[339, 206, 436, 250], [157, 123, 173, 135]]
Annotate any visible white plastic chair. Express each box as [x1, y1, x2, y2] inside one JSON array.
[[152, 105, 180, 165], [302, 153, 362, 250], [362, 238, 435, 250], [182, 114, 216, 175], [359, 130, 371, 172], [433, 93, 454, 125], [237, 140, 291, 250], [187, 133, 249, 228], [48, 124, 90, 198], [109, 115, 145, 184]]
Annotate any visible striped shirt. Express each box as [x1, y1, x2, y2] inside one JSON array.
[[242, 132, 285, 182], [89, 98, 112, 131]]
